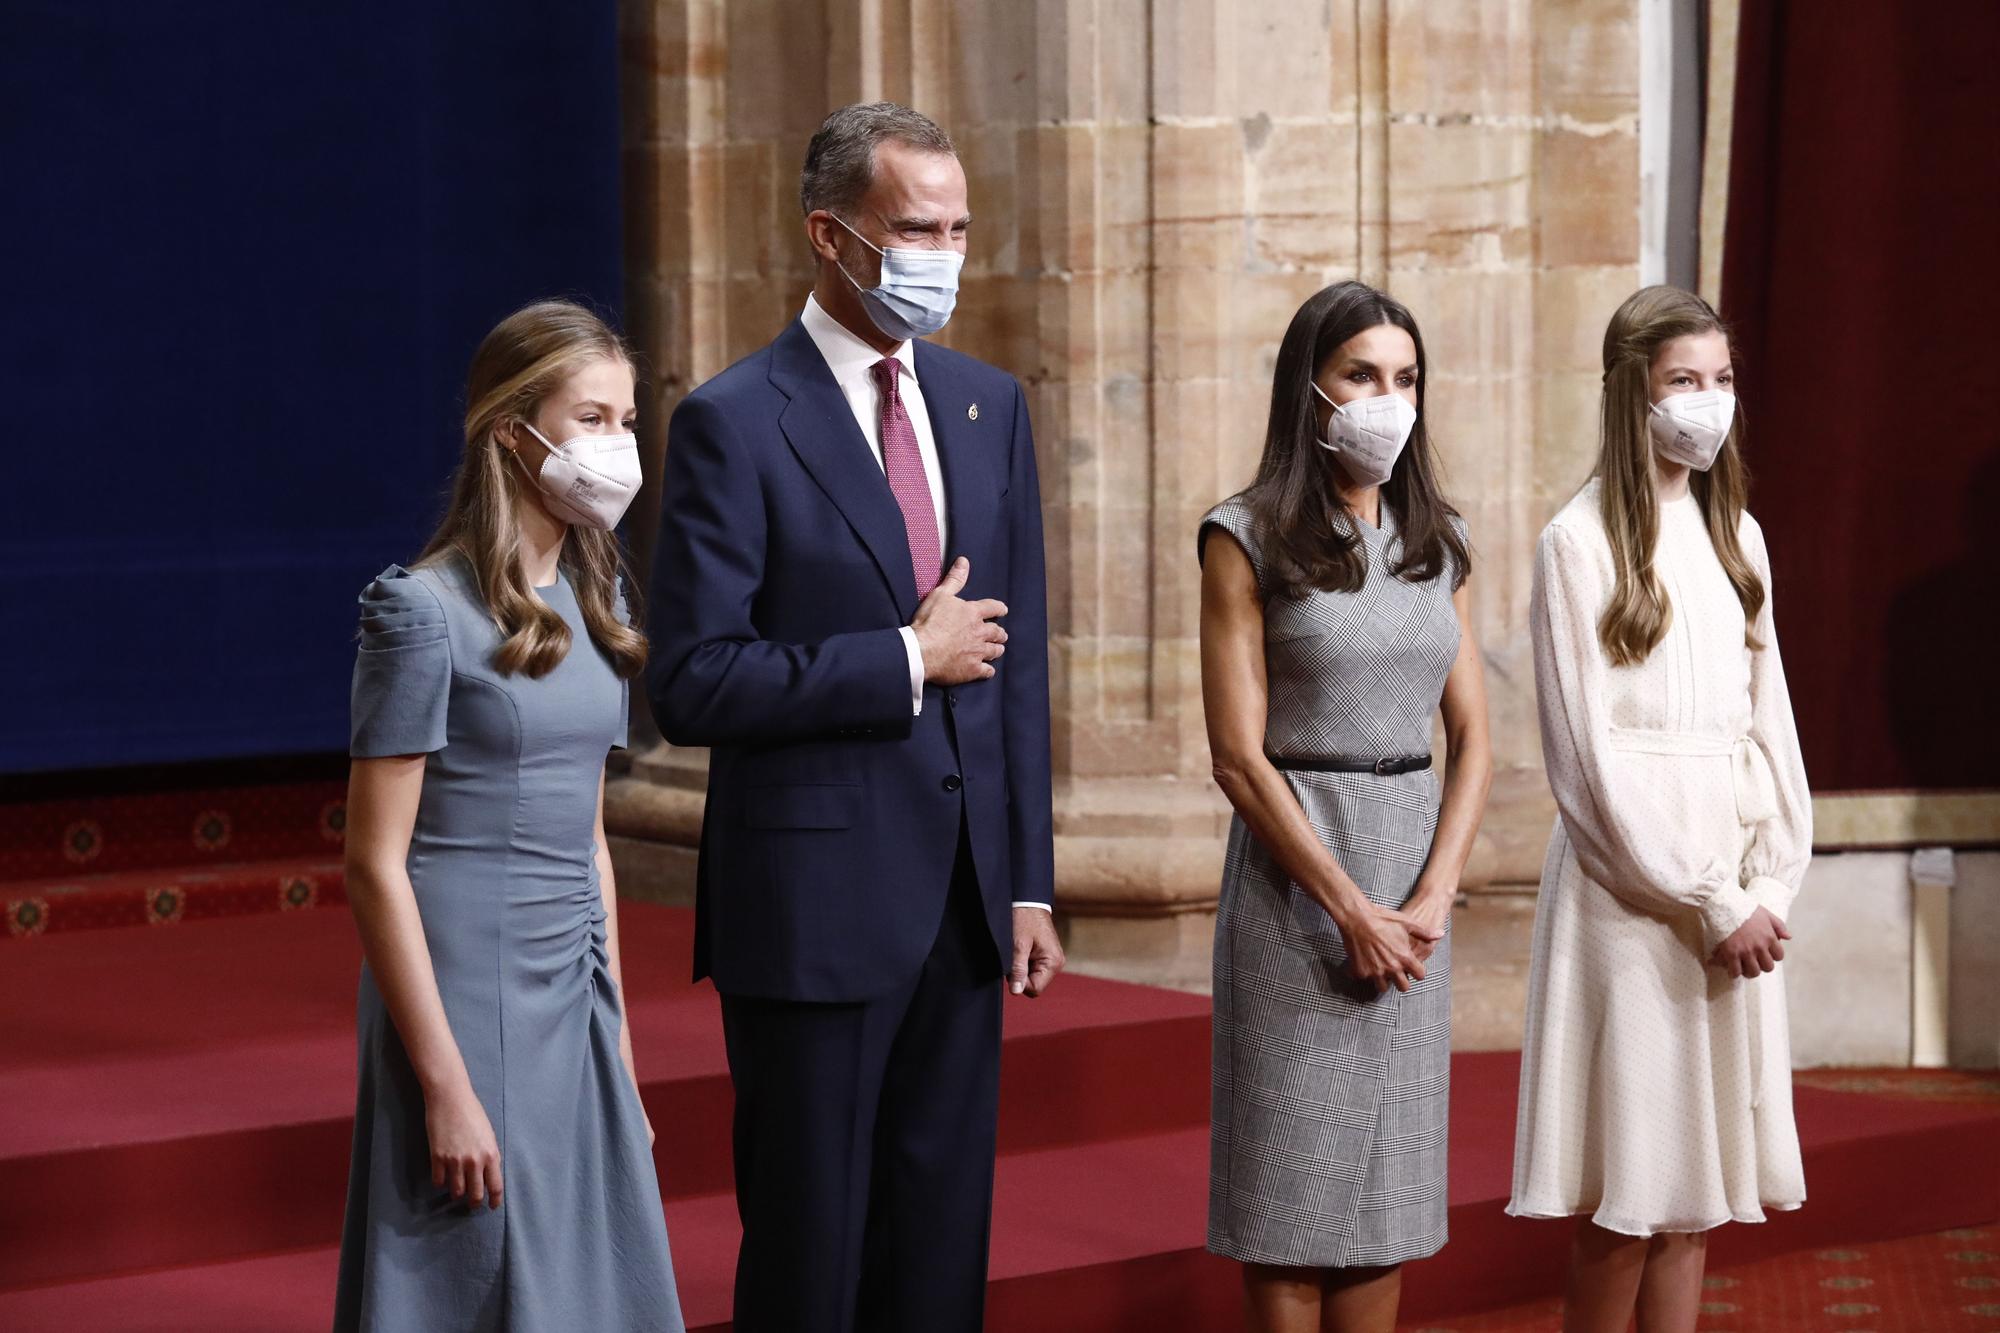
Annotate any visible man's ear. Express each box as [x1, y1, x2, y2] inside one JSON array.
[[804, 210, 841, 265]]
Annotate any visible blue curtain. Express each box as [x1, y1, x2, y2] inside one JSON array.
[[0, 2, 625, 773]]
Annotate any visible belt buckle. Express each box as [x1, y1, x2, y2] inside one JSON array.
[[1372, 757, 1395, 777]]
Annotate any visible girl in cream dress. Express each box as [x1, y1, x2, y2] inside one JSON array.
[[1509, 287, 1812, 1332]]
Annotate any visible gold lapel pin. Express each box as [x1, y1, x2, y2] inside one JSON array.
[[967, 403, 979, 421]]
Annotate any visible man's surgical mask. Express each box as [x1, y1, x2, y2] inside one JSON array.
[[518, 422, 642, 531], [1648, 389, 1735, 472], [1311, 382, 1418, 489], [832, 214, 963, 342]]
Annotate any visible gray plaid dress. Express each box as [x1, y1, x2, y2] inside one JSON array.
[[1200, 495, 1463, 1268]]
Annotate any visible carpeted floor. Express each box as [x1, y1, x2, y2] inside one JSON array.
[[3, 901, 1996, 1330], [1401, 1224, 2000, 1332], [5, 779, 1997, 1329]]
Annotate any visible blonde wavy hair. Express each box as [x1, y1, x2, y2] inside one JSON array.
[[417, 299, 648, 680], [1594, 285, 1764, 666]]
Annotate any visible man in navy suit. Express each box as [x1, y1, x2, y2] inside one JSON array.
[[646, 102, 1063, 1333]]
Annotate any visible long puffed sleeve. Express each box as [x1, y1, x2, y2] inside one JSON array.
[[1738, 516, 1812, 920], [349, 566, 452, 758], [1531, 522, 1758, 954]]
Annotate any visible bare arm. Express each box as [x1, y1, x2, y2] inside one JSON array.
[[345, 755, 503, 1209], [1198, 532, 1436, 992], [1404, 582, 1494, 956], [593, 771, 653, 1145]]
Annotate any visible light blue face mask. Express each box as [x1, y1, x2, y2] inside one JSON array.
[[832, 214, 964, 342]]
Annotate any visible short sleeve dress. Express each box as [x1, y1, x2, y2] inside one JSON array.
[[333, 559, 684, 1333], [1200, 495, 1466, 1269], [1509, 481, 1812, 1236]]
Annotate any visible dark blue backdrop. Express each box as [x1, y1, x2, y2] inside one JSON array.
[[0, 2, 625, 774]]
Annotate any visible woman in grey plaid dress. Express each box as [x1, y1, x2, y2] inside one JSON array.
[[1198, 281, 1492, 1331]]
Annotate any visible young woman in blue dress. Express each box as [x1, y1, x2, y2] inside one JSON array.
[[335, 301, 683, 1332]]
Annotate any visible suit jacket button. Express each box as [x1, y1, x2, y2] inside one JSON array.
[[942, 773, 963, 792]]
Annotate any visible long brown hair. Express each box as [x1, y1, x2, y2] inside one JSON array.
[[1244, 281, 1470, 599], [1594, 285, 1764, 666], [417, 299, 648, 680]]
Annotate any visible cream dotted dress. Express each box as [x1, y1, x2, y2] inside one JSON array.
[[1508, 479, 1812, 1237]]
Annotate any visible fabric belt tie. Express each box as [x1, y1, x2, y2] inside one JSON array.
[[1731, 737, 1779, 829], [1606, 727, 1777, 1109], [1600, 728, 1776, 1096], [1736, 734, 1778, 1112], [1747, 980, 1767, 1111], [1605, 727, 1776, 828]]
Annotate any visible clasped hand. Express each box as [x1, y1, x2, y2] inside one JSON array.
[[1341, 897, 1445, 995], [1711, 905, 1790, 979]]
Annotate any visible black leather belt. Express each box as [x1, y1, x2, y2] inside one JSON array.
[[1268, 753, 1433, 777]]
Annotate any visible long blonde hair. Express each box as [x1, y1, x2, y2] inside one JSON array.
[[1594, 286, 1765, 667], [417, 300, 648, 680]]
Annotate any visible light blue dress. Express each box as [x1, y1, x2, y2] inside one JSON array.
[[333, 557, 683, 1332]]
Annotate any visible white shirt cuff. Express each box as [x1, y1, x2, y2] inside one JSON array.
[[897, 626, 925, 716], [1012, 901, 1053, 913]]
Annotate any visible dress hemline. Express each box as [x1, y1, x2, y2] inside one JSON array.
[[1205, 1227, 1447, 1270], [1503, 1197, 1805, 1239]]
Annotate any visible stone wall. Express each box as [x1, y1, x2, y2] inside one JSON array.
[[610, 0, 1647, 982]]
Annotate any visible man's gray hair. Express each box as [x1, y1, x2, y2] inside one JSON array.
[[799, 102, 956, 218]]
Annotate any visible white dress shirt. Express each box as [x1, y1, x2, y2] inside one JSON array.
[[798, 295, 1050, 918], [799, 294, 944, 717]]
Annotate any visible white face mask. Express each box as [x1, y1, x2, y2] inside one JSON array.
[[518, 422, 642, 530], [832, 214, 964, 342], [1311, 383, 1418, 488], [1648, 389, 1736, 472]]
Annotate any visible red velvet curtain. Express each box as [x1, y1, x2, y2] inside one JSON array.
[[1721, 1, 2000, 792]]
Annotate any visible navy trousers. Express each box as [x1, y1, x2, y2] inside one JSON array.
[[719, 828, 1004, 1333]]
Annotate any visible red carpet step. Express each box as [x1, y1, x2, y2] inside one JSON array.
[[0, 781, 347, 881], [1, 904, 1994, 1330], [2, 856, 346, 938], [0, 905, 1210, 1291], [0, 1130, 1237, 1333], [1, 779, 349, 939]]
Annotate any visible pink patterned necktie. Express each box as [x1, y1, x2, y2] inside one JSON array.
[[871, 357, 942, 599]]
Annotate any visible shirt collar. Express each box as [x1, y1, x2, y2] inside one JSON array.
[[801, 293, 918, 389]]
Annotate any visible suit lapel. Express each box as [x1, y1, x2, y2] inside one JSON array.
[[916, 341, 994, 577], [769, 320, 918, 620]]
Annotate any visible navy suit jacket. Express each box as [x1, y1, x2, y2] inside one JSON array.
[[646, 318, 1054, 1003]]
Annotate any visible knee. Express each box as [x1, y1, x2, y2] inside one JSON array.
[[1648, 1228, 1710, 1255], [1243, 1261, 1320, 1289]]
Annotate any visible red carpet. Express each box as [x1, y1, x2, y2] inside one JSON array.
[[0, 903, 1993, 1331], [1402, 1224, 2000, 1331], [2, 780, 349, 938]]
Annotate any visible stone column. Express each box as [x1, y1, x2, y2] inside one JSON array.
[[609, 0, 1644, 992]]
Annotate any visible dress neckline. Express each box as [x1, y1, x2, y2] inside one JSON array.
[[1351, 498, 1396, 539]]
